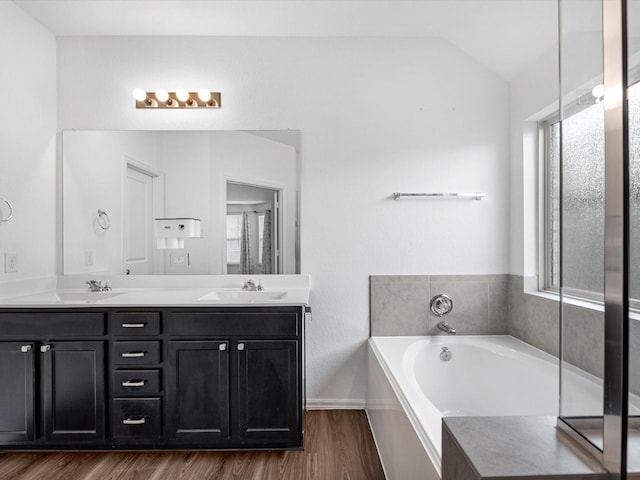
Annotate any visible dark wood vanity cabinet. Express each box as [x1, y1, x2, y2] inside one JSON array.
[[0, 306, 304, 450], [164, 308, 303, 449], [0, 312, 106, 446]]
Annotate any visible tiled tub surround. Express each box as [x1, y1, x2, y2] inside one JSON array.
[[370, 275, 510, 336]]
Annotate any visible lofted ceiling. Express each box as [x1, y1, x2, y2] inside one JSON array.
[[13, 0, 560, 80]]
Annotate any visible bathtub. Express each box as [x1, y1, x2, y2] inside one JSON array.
[[366, 335, 607, 480]]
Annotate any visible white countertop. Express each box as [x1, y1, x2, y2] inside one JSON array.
[[0, 275, 310, 308]]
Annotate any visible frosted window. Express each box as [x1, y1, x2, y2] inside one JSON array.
[[630, 82, 640, 300], [547, 81, 640, 300]]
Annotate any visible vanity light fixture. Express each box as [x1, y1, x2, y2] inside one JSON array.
[[132, 88, 221, 109]]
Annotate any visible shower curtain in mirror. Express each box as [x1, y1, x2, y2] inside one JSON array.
[[261, 209, 272, 274], [239, 212, 253, 274]]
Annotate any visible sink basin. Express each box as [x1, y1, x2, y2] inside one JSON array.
[[10, 290, 126, 304], [198, 290, 288, 302], [55, 291, 126, 302]]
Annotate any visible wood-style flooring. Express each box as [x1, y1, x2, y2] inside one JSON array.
[[0, 410, 385, 480]]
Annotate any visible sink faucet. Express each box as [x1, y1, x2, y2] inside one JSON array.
[[242, 279, 264, 291], [85, 280, 112, 292], [437, 321, 456, 335]]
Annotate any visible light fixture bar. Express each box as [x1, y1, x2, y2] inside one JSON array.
[[133, 90, 221, 109]]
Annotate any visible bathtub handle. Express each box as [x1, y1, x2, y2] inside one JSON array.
[[430, 294, 453, 317]]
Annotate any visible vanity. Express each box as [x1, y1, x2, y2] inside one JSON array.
[[0, 276, 309, 451]]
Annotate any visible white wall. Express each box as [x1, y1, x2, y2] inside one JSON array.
[[0, 2, 57, 284], [57, 36, 510, 405], [63, 130, 160, 274]]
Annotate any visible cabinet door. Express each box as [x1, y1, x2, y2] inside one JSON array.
[[42, 342, 105, 442], [0, 342, 35, 443], [166, 340, 229, 442], [237, 340, 300, 446]]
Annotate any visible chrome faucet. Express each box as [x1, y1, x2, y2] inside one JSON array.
[[85, 280, 112, 292], [242, 279, 264, 291], [437, 321, 456, 335]]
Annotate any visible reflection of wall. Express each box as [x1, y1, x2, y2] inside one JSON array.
[[211, 131, 297, 275], [57, 36, 510, 407], [63, 131, 160, 274], [0, 3, 56, 283]]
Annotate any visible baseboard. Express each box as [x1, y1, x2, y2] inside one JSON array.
[[305, 398, 367, 410]]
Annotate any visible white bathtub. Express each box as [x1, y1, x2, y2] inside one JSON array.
[[366, 335, 607, 479]]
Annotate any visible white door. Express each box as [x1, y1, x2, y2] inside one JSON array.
[[125, 166, 154, 274]]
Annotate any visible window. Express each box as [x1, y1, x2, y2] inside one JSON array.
[[258, 213, 265, 266], [226, 214, 242, 264], [542, 80, 640, 302]]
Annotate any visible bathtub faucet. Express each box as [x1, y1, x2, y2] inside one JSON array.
[[437, 321, 456, 335]]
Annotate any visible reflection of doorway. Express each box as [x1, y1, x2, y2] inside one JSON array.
[[124, 159, 163, 274], [226, 182, 281, 275]]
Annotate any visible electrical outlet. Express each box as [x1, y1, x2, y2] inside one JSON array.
[[170, 254, 186, 264], [4, 253, 18, 273], [85, 251, 94, 266]]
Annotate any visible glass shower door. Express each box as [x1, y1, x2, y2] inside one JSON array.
[[628, 0, 640, 473], [557, 0, 606, 451]]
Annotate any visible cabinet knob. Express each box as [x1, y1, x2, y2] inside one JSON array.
[[20, 345, 32, 353], [122, 417, 146, 425], [40, 345, 51, 353], [237, 343, 245, 351], [219, 343, 227, 351]]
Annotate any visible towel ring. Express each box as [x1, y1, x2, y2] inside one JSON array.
[[96, 209, 111, 230], [0, 197, 14, 222]]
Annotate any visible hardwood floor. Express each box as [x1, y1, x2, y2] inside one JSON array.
[[0, 410, 385, 480]]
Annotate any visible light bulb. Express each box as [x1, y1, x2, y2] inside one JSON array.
[[592, 83, 605, 99], [176, 89, 189, 102], [155, 89, 169, 102], [198, 89, 211, 103], [132, 88, 147, 102]]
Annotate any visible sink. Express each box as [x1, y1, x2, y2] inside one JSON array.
[[198, 290, 288, 302], [55, 291, 126, 302], [10, 290, 126, 304]]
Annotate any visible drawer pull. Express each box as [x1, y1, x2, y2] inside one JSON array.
[[122, 417, 146, 425], [121, 323, 147, 328], [122, 380, 146, 387], [121, 352, 146, 358]]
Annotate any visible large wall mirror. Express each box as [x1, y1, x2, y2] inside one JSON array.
[[61, 130, 300, 275]]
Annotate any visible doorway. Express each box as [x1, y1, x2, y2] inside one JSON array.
[[226, 182, 281, 275]]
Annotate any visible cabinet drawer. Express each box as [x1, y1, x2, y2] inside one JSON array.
[[113, 370, 161, 395], [0, 312, 105, 337], [112, 398, 161, 439], [113, 341, 161, 365], [111, 313, 160, 336], [166, 311, 299, 337]]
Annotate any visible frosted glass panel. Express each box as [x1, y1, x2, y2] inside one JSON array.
[[628, 0, 640, 472], [557, 104, 605, 294]]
